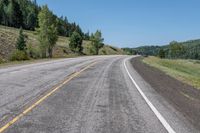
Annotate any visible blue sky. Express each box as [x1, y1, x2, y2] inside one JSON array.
[[37, 0, 200, 48]]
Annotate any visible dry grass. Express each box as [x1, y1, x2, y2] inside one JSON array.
[[99, 45, 125, 55], [0, 25, 124, 63]]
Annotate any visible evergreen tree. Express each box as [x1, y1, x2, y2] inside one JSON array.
[[69, 31, 83, 54], [57, 16, 66, 36], [158, 49, 165, 59], [16, 27, 26, 51], [7, 0, 23, 27], [26, 10, 37, 30], [18, 0, 38, 30], [0, 0, 87, 37], [1, 0, 9, 25], [75, 25, 84, 37], [0, 1, 3, 23], [84, 31, 90, 40]]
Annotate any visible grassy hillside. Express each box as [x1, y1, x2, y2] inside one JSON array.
[[99, 45, 125, 55], [143, 56, 200, 89], [0, 25, 124, 62]]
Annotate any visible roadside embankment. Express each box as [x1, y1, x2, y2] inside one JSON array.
[[131, 57, 200, 130]]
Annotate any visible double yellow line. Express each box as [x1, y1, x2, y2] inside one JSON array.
[[0, 61, 97, 133]]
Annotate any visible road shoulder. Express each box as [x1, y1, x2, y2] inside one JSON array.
[[126, 56, 199, 133]]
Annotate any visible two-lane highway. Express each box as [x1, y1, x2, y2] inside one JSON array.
[[0, 56, 198, 133], [0, 56, 103, 125]]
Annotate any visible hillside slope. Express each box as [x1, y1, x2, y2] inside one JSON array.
[[0, 25, 124, 62]]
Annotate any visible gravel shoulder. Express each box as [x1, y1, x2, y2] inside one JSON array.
[[130, 57, 200, 131]]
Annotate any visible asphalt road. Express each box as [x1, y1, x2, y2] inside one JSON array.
[[0, 56, 198, 133]]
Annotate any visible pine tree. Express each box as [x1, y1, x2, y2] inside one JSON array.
[[16, 27, 26, 51], [7, 0, 23, 27], [158, 49, 165, 59], [84, 31, 90, 40], [69, 31, 83, 54]]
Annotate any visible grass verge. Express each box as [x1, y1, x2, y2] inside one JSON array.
[[143, 56, 200, 89], [0, 55, 79, 68]]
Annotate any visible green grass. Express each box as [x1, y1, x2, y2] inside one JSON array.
[[143, 56, 200, 89]]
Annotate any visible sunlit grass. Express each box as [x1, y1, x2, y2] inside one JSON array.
[[0, 25, 124, 66], [143, 56, 200, 89]]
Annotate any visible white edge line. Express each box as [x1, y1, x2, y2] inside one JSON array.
[[124, 57, 176, 133]]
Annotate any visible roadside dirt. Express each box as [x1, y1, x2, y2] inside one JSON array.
[[131, 57, 200, 131]]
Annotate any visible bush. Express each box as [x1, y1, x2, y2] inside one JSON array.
[[69, 31, 83, 53], [83, 43, 96, 55], [27, 45, 40, 59], [0, 57, 3, 64], [158, 49, 165, 59], [10, 50, 29, 61], [99, 48, 107, 55]]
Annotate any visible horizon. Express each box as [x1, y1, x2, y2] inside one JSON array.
[[37, 0, 200, 48]]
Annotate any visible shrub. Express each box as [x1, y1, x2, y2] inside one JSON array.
[[10, 50, 29, 61], [83, 43, 96, 55], [69, 31, 83, 54], [27, 45, 40, 59], [158, 49, 165, 59], [0, 57, 3, 64], [99, 48, 107, 55]]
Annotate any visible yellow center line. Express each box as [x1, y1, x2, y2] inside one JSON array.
[[0, 61, 97, 133]]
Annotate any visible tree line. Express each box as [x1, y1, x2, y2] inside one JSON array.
[[0, 0, 89, 39], [124, 39, 200, 60], [36, 5, 103, 58], [158, 40, 200, 60], [5, 2, 104, 60]]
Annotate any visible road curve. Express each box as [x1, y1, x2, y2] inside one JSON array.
[[0, 56, 198, 133]]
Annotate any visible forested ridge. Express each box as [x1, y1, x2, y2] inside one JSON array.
[[0, 0, 89, 39], [124, 39, 200, 60], [0, 0, 125, 63]]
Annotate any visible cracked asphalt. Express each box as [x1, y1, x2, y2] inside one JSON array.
[[0, 56, 198, 133]]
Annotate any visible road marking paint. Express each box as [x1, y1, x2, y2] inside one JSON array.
[[0, 62, 97, 133], [124, 58, 176, 133]]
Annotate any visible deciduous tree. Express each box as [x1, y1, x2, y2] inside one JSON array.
[[37, 5, 58, 58], [90, 30, 104, 55]]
